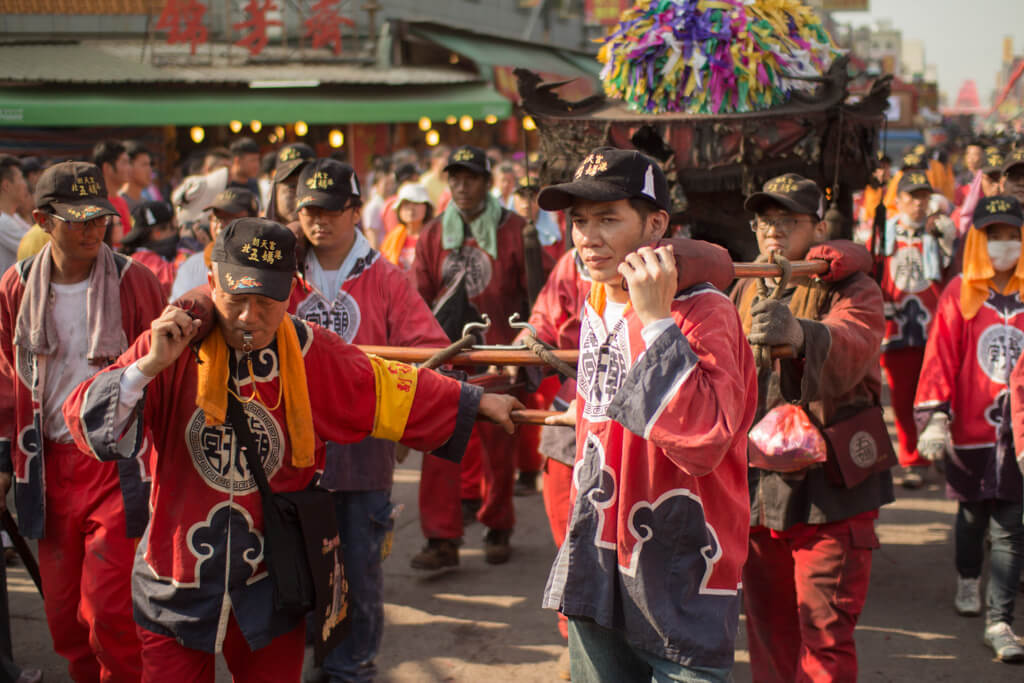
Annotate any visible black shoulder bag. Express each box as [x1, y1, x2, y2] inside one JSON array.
[[226, 394, 349, 662]]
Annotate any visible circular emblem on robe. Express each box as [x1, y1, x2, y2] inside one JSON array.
[[441, 247, 493, 298], [296, 290, 361, 342], [977, 325, 1024, 385], [888, 246, 929, 294], [849, 431, 878, 469], [577, 323, 631, 422], [186, 403, 283, 494]]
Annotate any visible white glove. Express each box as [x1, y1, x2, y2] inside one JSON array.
[[917, 413, 952, 461]]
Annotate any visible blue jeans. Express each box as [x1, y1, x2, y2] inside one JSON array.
[[321, 490, 395, 683], [955, 498, 1024, 625], [567, 618, 732, 683]]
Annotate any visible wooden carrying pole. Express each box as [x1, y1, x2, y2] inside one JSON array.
[[734, 260, 828, 279], [360, 259, 822, 367]]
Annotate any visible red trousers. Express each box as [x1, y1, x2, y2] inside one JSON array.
[[420, 420, 519, 538], [516, 394, 544, 475], [137, 614, 304, 682], [517, 378, 561, 475], [542, 457, 574, 640], [459, 430, 483, 501], [743, 519, 878, 683], [38, 441, 141, 682], [880, 346, 929, 468]]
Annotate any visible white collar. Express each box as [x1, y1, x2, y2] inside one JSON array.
[[303, 230, 372, 298]]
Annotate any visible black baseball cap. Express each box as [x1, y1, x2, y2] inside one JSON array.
[[444, 145, 492, 176], [982, 147, 1005, 175], [273, 143, 316, 183], [33, 161, 118, 222], [230, 137, 260, 156], [514, 175, 540, 196], [1002, 148, 1024, 175], [744, 173, 822, 218], [538, 147, 670, 212], [973, 195, 1024, 231], [295, 158, 362, 212], [897, 170, 933, 195], [210, 217, 297, 301], [901, 149, 927, 171], [205, 187, 260, 216], [122, 201, 175, 248]]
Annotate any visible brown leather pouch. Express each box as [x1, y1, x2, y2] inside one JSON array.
[[822, 405, 897, 488]]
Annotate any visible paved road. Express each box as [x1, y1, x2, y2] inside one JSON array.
[[7, 444, 1024, 682]]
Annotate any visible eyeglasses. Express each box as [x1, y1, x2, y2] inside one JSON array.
[[50, 214, 110, 231], [751, 216, 814, 235]]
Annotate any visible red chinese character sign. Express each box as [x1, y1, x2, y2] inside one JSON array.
[[234, 0, 283, 57], [304, 0, 355, 56], [156, 0, 209, 55]]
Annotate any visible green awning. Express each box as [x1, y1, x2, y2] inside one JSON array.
[[0, 83, 511, 127], [411, 26, 599, 83]]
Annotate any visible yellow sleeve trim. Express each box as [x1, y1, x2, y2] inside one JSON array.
[[368, 355, 418, 442]]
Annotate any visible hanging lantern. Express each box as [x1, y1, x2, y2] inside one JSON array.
[[294, 121, 309, 137], [229, 120, 243, 133], [190, 126, 205, 143], [250, 120, 262, 133], [418, 117, 432, 131], [328, 129, 344, 148], [426, 130, 440, 146]]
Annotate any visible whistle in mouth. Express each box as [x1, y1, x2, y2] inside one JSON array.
[[242, 332, 254, 353]]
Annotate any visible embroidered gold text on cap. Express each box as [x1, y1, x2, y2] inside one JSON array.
[[279, 148, 300, 162], [987, 198, 1012, 213], [988, 152, 1004, 167], [574, 153, 608, 180], [906, 172, 927, 185], [239, 238, 283, 265], [71, 176, 101, 197], [1010, 149, 1024, 163], [453, 148, 476, 162], [765, 176, 798, 194], [306, 171, 334, 190]]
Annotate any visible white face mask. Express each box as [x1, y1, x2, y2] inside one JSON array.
[[988, 240, 1022, 272]]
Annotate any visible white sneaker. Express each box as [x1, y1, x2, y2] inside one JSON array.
[[955, 577, 982, 616], [984, 622, 1024, 662]]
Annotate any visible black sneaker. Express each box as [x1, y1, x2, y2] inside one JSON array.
[[900, 466, 925, 489], [483, 528, 512, 565], [514, 471, 540, 497], [461, 498, 482, 526], [410, 539, 460, 571]]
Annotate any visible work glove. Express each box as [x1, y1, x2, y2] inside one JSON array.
[[748, 299, 804, 353], [917, 413, 952, 462]]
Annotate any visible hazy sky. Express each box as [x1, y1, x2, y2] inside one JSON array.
[[833, 0, 1024, 103]]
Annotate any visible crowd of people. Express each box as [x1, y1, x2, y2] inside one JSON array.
[[0, 131, 1021, 683]]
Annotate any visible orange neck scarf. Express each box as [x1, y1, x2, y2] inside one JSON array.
[[379, 225, 407, 266], [959, 226, 1024, 320], [196, 319, 315, 467]]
